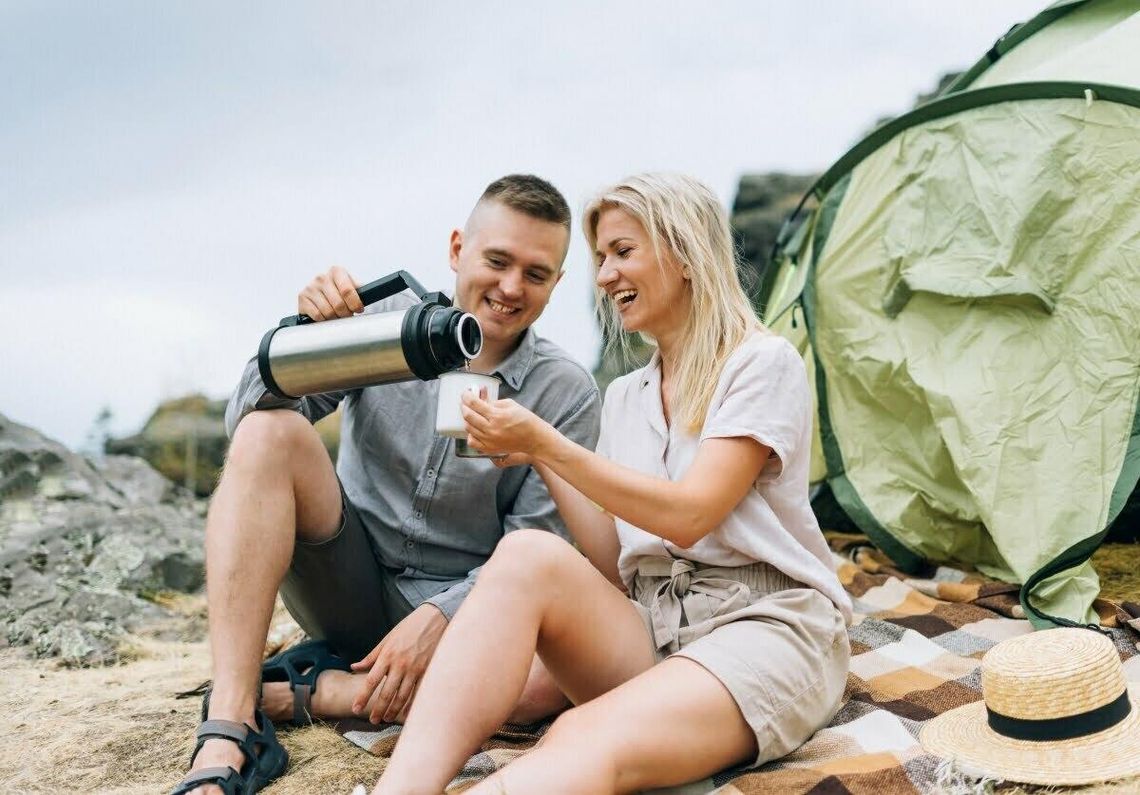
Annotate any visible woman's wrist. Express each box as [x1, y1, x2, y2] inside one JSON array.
[[530, 420, 561, 463]]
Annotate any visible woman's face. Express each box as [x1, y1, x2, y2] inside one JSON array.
[[593, 208, 690, 338]]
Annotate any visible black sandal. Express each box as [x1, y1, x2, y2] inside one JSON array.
[[171, 710, 288, 794], [194, 639, 352, 727], [261, 639, 352, 725]]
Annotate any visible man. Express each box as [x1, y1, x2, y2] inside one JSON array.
[[176, 175, 599, 794]]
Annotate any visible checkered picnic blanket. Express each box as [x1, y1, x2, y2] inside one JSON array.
[[336, 534, 1140, 794]]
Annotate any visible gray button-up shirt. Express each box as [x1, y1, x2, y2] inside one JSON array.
[[225, 291, 601, 619]]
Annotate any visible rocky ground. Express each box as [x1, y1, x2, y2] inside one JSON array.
[[1, 413, 208, 666]]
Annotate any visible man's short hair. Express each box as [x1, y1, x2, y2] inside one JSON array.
[[480, 174, 571, 230]]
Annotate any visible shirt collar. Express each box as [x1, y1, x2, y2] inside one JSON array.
[[491, 326, 537, 391], [638, 348, 669, 438]]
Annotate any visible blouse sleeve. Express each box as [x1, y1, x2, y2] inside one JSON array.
[[699, 336, 810, 484]]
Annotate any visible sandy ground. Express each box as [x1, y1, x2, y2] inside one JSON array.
[[0, 596, 385, 794]]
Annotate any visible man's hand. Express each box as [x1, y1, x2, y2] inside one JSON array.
[[349, 603, 447, 723], [298, 265, 364, 321]]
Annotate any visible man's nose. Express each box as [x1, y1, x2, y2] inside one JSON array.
[[500, 269, 524, 296]]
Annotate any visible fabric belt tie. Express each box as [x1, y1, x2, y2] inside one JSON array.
[[637, 557, 755, 653]]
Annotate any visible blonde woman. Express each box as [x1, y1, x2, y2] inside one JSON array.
[[371, 173, 852, 794]]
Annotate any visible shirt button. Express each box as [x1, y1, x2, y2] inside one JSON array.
[[426, 469, 435, 478], [415, 510, 423, 519], [405, 539, 414, 548]]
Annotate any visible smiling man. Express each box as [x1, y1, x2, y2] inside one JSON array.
[[173, 175, 600, 795]]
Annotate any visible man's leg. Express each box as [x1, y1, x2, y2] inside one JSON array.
[[188, 409, 343, 790]]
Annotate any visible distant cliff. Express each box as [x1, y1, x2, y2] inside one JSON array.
[[107, 395, 338, 495]]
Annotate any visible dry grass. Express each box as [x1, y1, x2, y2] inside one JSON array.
[[0, 636, 383, 793], [0, 592, 380, 794], [1092, 542, 1140, 604]]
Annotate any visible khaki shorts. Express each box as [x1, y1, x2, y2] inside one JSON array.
[[629, 557, 849, 767]]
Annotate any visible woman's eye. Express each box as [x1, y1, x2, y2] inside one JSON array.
[[617, 248, 632, 258]]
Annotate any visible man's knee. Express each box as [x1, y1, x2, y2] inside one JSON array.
[[225, 410, 321, 474]]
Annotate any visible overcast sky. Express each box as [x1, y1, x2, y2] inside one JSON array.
[[1, 0, 1045, 450]]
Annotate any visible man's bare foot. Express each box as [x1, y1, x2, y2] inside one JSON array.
[[182, 736, 249, 794], [180, 706, 256, 795], [261, 669, 365, 722]]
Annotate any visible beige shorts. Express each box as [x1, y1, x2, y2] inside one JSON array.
[[629, 557, 849, 767]]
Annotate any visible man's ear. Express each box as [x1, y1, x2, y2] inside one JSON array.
[[553, 269, 566, 288], [448, 228, 463, 273]]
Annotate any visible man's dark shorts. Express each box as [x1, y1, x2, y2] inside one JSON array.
[[280, 489, 414, 662]]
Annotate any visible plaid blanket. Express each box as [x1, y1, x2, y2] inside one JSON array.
[[336, 534, 1140, 793]]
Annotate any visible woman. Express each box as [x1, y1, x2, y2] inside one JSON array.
[[372, 173, 852, 794]]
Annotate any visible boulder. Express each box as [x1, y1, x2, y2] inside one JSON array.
[[0, 413, 206, 666]]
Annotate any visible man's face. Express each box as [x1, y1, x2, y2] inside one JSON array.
[[449, 200, 567, 349]]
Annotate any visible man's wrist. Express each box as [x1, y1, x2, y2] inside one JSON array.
[[422, 601, 447, 622]]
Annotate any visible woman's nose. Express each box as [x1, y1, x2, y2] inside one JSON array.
[[596, 260, 618, 287]]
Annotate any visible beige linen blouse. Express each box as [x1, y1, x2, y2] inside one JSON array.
[[596, 331, 852, 623]]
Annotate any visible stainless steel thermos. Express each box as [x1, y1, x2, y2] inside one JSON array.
[[257, 271, 482, 399]]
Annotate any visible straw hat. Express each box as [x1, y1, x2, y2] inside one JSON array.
[[920, 627, 1140, 786]]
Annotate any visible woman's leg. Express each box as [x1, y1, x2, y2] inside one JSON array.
[[469, 656, 756, 795], [373, 530, 657, 795]]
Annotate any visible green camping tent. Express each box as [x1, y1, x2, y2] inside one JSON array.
[[763, 0, 1140, 628]]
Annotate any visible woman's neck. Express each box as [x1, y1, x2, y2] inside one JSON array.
[[657, 335, 682, 426]]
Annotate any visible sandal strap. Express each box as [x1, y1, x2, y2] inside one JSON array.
[[293, 682, 312, 725], [196, 718, 249, 744], [191, 719, 257, 768], [171, 766, 244, 795]]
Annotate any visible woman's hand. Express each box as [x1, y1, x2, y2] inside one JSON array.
[[461, 390, 551, 464]]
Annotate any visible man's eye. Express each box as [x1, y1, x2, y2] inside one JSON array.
[[486, 259, 505, 268], [526, 271, 547, 284]]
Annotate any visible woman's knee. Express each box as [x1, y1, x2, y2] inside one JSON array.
[[539, 707, 621, 779], [482, 530, 577, 585]]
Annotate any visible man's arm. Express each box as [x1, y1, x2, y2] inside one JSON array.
[[224, 357, 344, 438]]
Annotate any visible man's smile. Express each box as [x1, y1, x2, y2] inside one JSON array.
[[487, 298, 521, 316]]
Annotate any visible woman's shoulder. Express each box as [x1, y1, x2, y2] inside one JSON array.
[[722, 329, 802, 376]]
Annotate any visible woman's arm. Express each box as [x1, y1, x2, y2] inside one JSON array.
[[463, 396, 771, 549], [530, 461, 623, 587]]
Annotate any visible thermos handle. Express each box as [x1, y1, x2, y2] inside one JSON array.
[[280, 270, 450, 327]]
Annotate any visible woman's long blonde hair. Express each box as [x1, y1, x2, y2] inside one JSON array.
[[584, 173, 763, 433]]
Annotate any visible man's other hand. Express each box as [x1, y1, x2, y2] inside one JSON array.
[[298, 265, 364, 321], [349, 602, 447, 723]]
